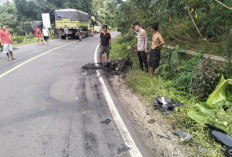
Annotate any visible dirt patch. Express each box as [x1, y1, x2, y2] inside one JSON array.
[[109, 75, 190, 157]]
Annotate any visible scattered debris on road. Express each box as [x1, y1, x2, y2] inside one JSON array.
[[200, 147, 207, 153], [147, 119, 155, 124], [82, 63, 101, 71], [82, 56, 133, 75], [206, 124, 232, 157], [153, 96, 184, 114], [117, 144, 131, 155], [110, 75, 187, 156], [173, 130, 194, 142], [100, 119, 111, 125], [103, 56, 133, 72], [196, 144, 207, 153], [157, 134, 171, 140], [225, 147, 232, 157], [81, 72, 87, 75]]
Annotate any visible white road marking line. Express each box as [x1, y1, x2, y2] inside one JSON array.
[[0, 41, 77, 79], [94, 43, 143, 157]]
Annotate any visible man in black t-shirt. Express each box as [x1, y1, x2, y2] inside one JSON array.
[[99, 25, 111, 63]]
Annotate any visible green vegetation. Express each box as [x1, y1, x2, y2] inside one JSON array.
[[110, 35, 232, 157], [10, 33, 58, 47], [13, 37, 38, 47], [115, 0, 232, 55], [91, 0, 118, 27], [0, 0, 120, 47], [0, 0, 120, 35], [0, 2, 19, 32], [0, 0, 93, 35], [15, 0, 92, 23], [112, 3, 232, 155], [0, 0, 231, 155]]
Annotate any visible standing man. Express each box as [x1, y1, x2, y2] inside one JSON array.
[[64, 25, 69, 42], [133, 22, 148, 72], [34, 27, 43, 44], [77, 30, 82, 42], [99, 25, 111, 64], [42, 25, 49, 44], [0, 25, 15, 61], [149, 23, 166, 77], [90, 26, 94, 36]]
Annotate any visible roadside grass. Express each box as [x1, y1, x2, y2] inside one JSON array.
[[111, 28, 118, 31], [110, 36, 225, 157], [13, 38, 38, 47], [12, 35, 59, 47]]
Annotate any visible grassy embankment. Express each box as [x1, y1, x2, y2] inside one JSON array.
[[13, 38, 38, 47], [110, 35, 231, 157]]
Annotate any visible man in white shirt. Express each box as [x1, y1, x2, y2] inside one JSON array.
[[42, 25, 50, 44], [133, 22, 148, 72]]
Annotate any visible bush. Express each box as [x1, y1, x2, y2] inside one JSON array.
[[190, 58, 220, 100], [27, 33, 34, 40], [156, 46, 221, 101], [13, 36, 24, 44]]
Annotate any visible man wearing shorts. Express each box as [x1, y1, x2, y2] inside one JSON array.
[[99, 25, 111, 64], [34, 27, 43, 44], [149, 23, 166, 77], [42, 25, 49, 44], [0, 25, 15, 61]]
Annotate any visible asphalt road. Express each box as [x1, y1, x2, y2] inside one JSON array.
[[0, 33, 154, 157]]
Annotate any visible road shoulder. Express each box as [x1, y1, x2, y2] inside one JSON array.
[[109, 75, 190, 157]]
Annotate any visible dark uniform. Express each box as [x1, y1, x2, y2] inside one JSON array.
[[100, 31, 111, 55]]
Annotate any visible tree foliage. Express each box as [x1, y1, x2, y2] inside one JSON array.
[[115, 0, 232, 45], [0, 2, 19, 32], [91, 0, 119, 26], [15, 0, 93, 23]]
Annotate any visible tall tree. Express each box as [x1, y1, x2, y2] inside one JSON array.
[[0, 2, 19, 32], [15, 0, 93, 23], [91, 0, 119, 26]]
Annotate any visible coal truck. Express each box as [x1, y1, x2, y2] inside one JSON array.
[[54, 9, 91, 40]]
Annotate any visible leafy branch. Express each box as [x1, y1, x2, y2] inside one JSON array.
[[214, 0, 232, 10], [188, 8, 209, 43]]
